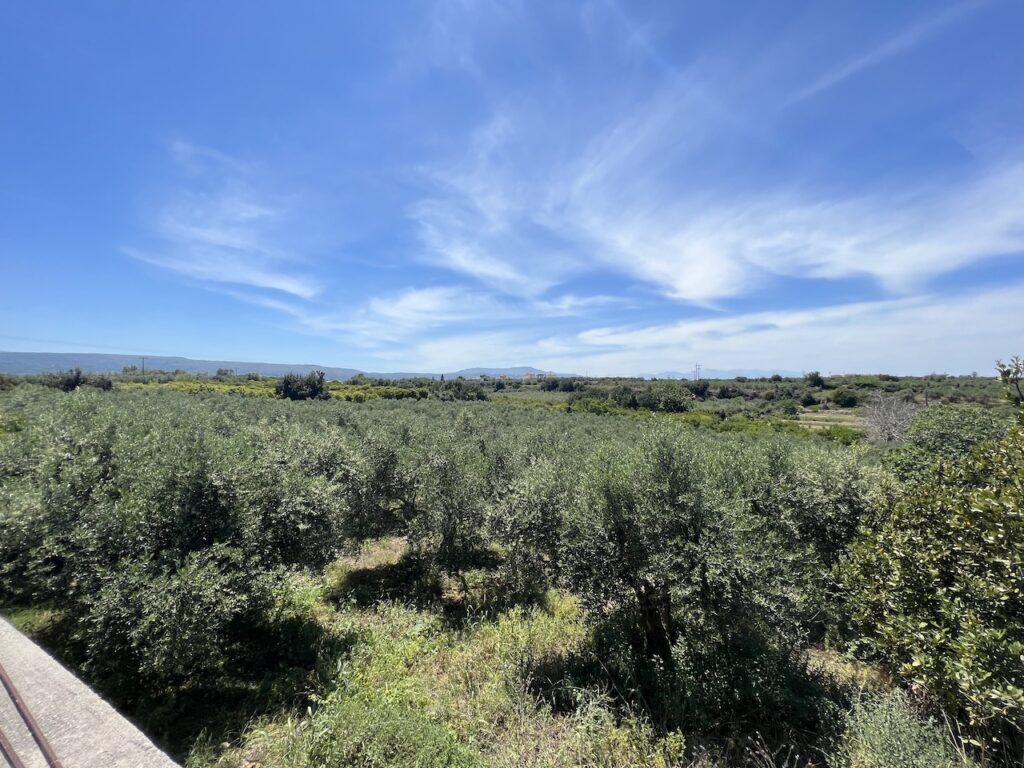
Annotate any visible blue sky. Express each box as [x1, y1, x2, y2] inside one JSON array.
[[2, 1, 1023, 375]]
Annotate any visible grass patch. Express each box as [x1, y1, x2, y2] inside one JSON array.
[[198, 593, 688, 768], [4, 603, 65, 637], [832, 691, 980, 768]]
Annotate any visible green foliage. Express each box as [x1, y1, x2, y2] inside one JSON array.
[[0, 389, 350, 719], [886, 405, 1010, 482], [436, 378, 489, 401], [996, 356, 1024, 406], [276, 370, 330, 400], [831, 388, 859, 408], [839, 416, 1024, 742], [2, 382, 1013, 765], [601, 380, 695, 412], [806, 371, 826, 388], [486, 455, 567, 600], [755, 445, 889, 571], [342, 432, 414, 540], [819, 425, 863, 445], [831, 691, 979, 768], [409, 433, 488, 571], [566, 394, 628, 415], [82, 546, 261, 697], [555, 430, 854, 739], [32, 367, 113, 391], [328, 383, 428, 402]]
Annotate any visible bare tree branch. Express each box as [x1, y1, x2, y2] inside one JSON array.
[[865, 392, 918, 444]]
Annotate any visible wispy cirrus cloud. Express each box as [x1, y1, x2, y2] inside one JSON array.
[[567, 280, 1024, 375], [786, 2, 982, 106], [411, 80, 1024, 306], [120, 4, 1024, 376], [128, 143, 322, 300], [401, 280, 1024, 376], [573, 156, 1024, 301], [401, 0, 1022, 315], [228, 281, 624, 354]]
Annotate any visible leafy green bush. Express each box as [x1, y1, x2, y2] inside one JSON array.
[[276, 370, 330, 400], [33, 367, 113, 392], [409, 435, 487, 571], [557, 430, 840, 739], [486, 455, 567, 601], [82, 546, 262, 698], [0, 389, 349, 710], [806, 371, 826, 388], [839, 414, 1024, 743], [886, 405, 1010, 482], [831, 388, 859, 408]]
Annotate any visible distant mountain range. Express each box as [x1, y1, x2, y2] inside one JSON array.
[[0, 352, 570, 381], [642, 369, 804, 380], [0, 351, 811, 381]]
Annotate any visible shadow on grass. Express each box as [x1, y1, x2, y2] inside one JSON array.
[[331, 551, 443, 608], [328, 546, 548, 628], [524, 614, 847, 766], [147, 611, 359, 760]]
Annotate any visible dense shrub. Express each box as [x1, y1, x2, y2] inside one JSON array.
[[886, 405, 1011, 482], [839, 413, 1024, 747], [0, 389, 348, 709], [276, 370, 330, 400], [754, 446, 889, 570], [33, 367, 113, 392], [409, 435, 488, 570], [831, 388, 859, 408], [486, 455, 567, 600], [436, 378, 488, 401], [342, 432, 414, 540], [806, 371, 826, 388], [556, 430, 843, 738], [82, 546, 264, 698], [3, 383, 1005, 765]]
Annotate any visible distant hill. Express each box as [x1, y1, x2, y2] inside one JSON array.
[[643, 368, 804, 380], [449, 366, 567, 378], [0, 351, 574, 381], [0, 351, 364, 380]]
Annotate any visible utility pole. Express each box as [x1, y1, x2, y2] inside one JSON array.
[[141, 357, 146, 375]]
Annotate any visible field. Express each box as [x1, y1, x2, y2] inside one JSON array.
[[0, 367, 1022, 767]]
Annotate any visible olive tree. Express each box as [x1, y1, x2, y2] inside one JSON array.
[[559, 431, 785, 666]]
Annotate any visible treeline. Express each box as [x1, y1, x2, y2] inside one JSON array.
[[7, 367, 488, 403], [531, 370, 1003, 416], [20, 367, 114, 391]]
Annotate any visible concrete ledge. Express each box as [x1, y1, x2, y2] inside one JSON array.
[[0, 617, 180, 768]]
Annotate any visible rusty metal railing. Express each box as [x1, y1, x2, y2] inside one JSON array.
[[0, 659, 63, 768]]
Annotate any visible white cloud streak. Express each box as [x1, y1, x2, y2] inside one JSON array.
[[129, 144, 321, 299], [413, 82, 1024, 305], [405, 281, 1024, 376], [787, 2, 981, 106]]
